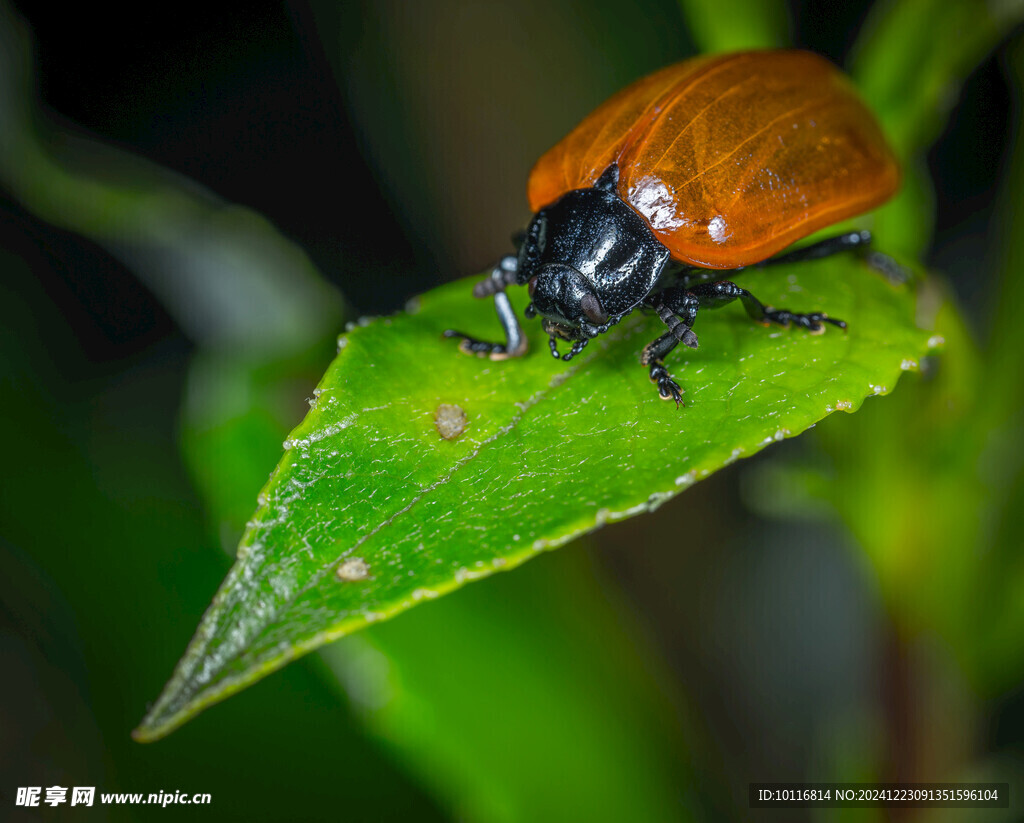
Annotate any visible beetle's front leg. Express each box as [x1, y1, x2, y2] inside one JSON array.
[[641, 287, 699, 406], [443, 255, 528, 360]]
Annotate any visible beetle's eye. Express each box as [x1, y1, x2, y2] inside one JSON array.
[[580, 293, 608, 325], [527, 276, 538, 297]]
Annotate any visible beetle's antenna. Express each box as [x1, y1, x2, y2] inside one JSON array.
[[549, 336, 561, 359]]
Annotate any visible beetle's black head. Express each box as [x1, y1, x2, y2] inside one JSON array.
[[517, 165, 672, 362], [526, 263, 610, 347]]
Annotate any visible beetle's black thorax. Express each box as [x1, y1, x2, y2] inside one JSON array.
[[517, 165, 670, 321]]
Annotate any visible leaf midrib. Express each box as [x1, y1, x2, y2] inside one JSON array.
[[145, 318, 642, 730]]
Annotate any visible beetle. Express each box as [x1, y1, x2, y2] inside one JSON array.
[[444, 50, 900, 405]]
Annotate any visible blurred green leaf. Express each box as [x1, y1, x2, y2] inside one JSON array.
[[984, 37, 1024, 418], [323, 548, 698, 823], [791, 292, 1024, 692], [136, 255, 935, 740], [0, 1, 343, 355], [851, 0, 1024, 158], [782, 31, 1024, 697], [676, 0, 789, 52], [850, 0, 1024, 257]]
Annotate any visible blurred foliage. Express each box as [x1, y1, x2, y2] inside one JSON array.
[[323, 549, 701, 823], [0, 4, 343, 356], [850, 0, 1024, 261], [2, 0, 1023, 820], [0, 244, 446, 820], [851, 0, 1024, 158], [761, 37, 1024, 699], [676, 0, 791, 51]]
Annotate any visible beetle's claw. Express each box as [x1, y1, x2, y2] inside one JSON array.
[[444, 329, 510, 358], [761, 308, 847, 335], [649, 362, 684, 408], [658, 378, 684, 407], [803, 313, 848, 335], [659, 381, 683, 407]]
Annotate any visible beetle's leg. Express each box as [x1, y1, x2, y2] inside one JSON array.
[[688, 280, 846, 333], [642, 332, 685, 405], [444, 255, 528, 360], [757, 230, 910, 284], [640, 288, 700, 406], [756, 230, 872, 267], [470, 254, 519, 297], [864, 250, 912, 284], [670, 231, 907, 290]]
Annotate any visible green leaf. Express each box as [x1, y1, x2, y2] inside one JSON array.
[[135, 255, 936, 741]]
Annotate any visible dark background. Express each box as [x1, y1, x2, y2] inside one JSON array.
[[12, 0, 1012, 321], [2, 1, 1021, 820]]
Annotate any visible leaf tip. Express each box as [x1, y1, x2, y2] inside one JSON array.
[[131, 711, 174, 745]]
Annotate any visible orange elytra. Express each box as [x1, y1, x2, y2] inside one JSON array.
[[528, 50, 899, 269]]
